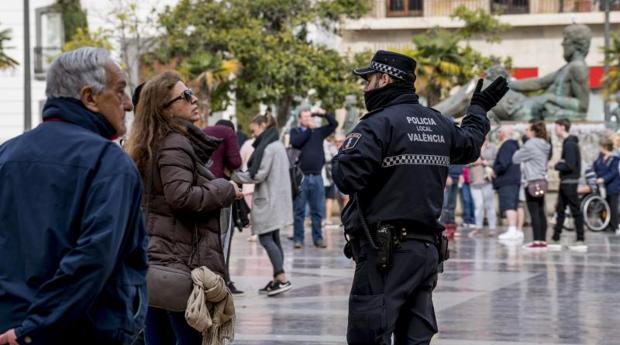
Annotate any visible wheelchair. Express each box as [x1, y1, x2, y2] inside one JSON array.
[[561, 169, 610, 232]]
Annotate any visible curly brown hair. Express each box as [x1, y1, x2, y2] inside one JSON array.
[[125, 71, 187, 177]]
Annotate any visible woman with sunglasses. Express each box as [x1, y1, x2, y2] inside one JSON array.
[[126, 71, 242, 344]]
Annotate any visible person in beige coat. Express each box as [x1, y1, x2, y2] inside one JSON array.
[[232, 114, 294, 296]]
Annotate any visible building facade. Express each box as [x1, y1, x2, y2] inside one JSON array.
[[341, 0, 620, 119]]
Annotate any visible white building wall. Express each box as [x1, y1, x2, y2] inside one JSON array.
[[0, 0, 176, 144]]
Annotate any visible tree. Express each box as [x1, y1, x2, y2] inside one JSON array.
[[62, 27, 112, 52], [0, 24, 18, 69], [603, 32, 620, 98], [399, 6, 511, 106], [153, 0, 370, 126], [54, 0, 88, 43]]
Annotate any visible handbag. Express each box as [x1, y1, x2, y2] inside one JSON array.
[[527, 179, 548, 198], [146, 265, 193, 312], [144, 152, 196, 312]]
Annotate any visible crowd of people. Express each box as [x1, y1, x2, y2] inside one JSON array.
[[1, 46, 619, 345], [442, 118, 620, 251]]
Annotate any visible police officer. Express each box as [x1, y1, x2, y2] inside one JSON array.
[[332, 50, 509, 345]]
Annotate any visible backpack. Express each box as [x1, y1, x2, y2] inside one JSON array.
[[286, 147, 305, 199]]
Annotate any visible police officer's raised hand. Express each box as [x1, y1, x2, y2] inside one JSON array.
[[470, 77, 510, 112]]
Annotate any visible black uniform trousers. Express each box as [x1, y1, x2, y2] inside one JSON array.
[[347, 238, 439, 345], [553, 183, 584, 241]]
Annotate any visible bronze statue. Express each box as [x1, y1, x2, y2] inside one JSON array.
[[435, 24, 592, 121], [341, 95, 359, 134]]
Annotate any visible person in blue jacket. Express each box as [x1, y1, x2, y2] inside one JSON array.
[[593, 137, 620, 233], [0, 48, 148, 345]]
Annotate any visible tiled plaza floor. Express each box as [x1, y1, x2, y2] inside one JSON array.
[[227, 225, 620, 345]]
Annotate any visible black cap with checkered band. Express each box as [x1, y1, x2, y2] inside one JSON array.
[[353, 50, 416, 83]]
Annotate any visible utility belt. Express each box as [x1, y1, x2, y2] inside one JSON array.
[[344, 221, 449, 273]]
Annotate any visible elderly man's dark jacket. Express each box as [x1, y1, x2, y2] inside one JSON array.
[[0, 98, 148, 345], [332, 94, 489, 234]]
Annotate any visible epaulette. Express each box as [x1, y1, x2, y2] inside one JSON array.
[[360, 107, 385, 120]]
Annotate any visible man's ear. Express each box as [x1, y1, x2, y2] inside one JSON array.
[[80, 86, 100, 113], [380, 74, 392, 87]]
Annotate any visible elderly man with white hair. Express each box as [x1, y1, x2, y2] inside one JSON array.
[[0, 48, 147, 345], [493, 125, 524, 241]]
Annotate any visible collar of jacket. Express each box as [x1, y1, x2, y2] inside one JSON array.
[[361, 93, 420, 120], [175, 118, 222, 164], [42, 97, 117, 140]]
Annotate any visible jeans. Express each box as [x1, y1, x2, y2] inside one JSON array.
[[461, 184, 475, 224], [259, 229, 285, 277], [145, 307, 201, 345], [525, 188, 547, 242], [293, 174, 325, 244], [471, 183, 497, 230], [553, 183, 584, 241], [441, 183, 459, 225]]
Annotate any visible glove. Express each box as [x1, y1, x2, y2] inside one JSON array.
[[470, 77, 510, 112]]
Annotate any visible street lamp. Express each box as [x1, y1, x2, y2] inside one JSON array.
[[23, 0, 31, 132]]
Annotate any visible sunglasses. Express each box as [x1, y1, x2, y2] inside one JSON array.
[[164, 89, 194, 108]]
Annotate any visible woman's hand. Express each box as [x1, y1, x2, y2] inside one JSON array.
[[229, 181, 244, 200]]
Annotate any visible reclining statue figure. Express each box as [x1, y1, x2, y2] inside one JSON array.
[[435, 24, 592, 121]]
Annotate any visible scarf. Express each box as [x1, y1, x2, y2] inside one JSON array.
[[175, 119, 222, 164], [247, 127, 279, 178], [42, 97, 117, 139], [185, 267, 235, 345], [364, 82, 416, 112]]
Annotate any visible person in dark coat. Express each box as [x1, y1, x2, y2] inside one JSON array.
[[550, 118, 586, 250], [203, 119, 244, 294], [0, 48, 148, 345], [332, 50, 508, 345], [290, 108, 338, 248], [126, 71, 241, 345], [494, 125, 524, 242], [593, 137, 620, 233]]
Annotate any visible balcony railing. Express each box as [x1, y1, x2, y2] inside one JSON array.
[[386, 0, 614, 17]]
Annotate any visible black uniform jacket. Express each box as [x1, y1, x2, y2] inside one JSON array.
[[332, 94, 490, 234]]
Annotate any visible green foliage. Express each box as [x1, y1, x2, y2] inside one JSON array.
[[0, 24, 18, 69], [603, 32, 620, 98], [62, 28, 112, 52], [54, 0, 88, 42], [451, 6, 510, 43], [153, 0, 371, 126], [401, 6, 511, 106]]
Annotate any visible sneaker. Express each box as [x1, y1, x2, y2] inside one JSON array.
[[569, 241, 588, 252], [294, 241, 303, 249], [227, 281, 245, 296], [314, 240, 327, 248], [258, 280, 274, 295], [499, 228, 519, 241], [523, 242, 547, 250], [616, 228, 620, 236], [547, 240, 563, 251], [267, 281, 292, 296]]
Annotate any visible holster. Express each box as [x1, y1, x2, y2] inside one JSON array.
[[375, 224, 394, 272]]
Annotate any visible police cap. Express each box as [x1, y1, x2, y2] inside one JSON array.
[[353, 50, 416, 83]]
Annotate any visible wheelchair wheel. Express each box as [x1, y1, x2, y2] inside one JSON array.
[[582, 195, 610, 232]]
